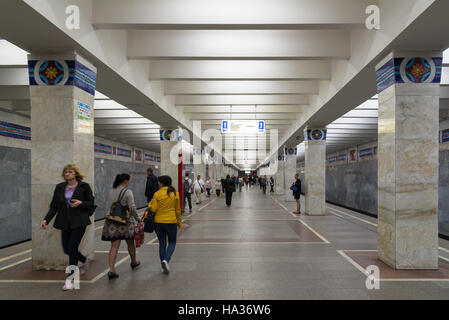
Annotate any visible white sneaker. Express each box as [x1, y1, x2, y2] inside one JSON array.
[[161, 260, 170, 275]]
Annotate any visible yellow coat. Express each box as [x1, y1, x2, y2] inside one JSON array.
[[149, 187, 182, 228]]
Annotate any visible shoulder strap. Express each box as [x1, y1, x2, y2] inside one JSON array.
[[117, 188, 128, 202]]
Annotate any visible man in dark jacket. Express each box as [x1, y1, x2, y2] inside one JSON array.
[[224, 174, 234, 207], [145, 168, 159, 203], [292, 173, 302, 215]]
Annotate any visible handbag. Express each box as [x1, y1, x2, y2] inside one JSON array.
[[142, 207, 156, 233], [134, 222, 145, 247], [290, 183, 298, 192], [107, 188, 131, 225]]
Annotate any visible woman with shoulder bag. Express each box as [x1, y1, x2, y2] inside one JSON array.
[[101, 173, 141, 280], [40, 164, 96, 291]]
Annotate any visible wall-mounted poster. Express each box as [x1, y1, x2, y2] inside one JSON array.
[[135, 149, 142, 162], [442, 129, 449, 143], [76, 101, 92, 134], [145, 153, 155, 162], [348, 147, 358, 162]]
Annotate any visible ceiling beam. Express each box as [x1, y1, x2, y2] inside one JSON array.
[[92, 0, 373, 30], [165, 80, 318, 95], [175, 95, 309, 105], [149, 60, 331, 80], [127, 30, 350, 60]]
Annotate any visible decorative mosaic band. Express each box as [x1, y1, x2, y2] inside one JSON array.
[[442, 129, 449, 143], [0, 121, 30, 141], [327, 155, 337, 163], [117, 147, 132, 158], [305, 128, 327, 141], [145, 153, 155, 161], [376, 57, 442, 93], [94, 142, 113, 155], [359, 146, 377, 158], [28, 59, 97, 96], [284, 147, 297, 156]]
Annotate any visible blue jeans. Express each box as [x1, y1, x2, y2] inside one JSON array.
[[155, 223, 178, 263]]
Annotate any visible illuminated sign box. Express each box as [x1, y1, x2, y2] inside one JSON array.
[[221, 120, 265, 134]]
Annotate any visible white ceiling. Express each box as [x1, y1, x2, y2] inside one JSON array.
[[1, 0, 449, 169]]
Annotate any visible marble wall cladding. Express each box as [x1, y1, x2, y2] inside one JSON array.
[[94, 158, 159, 220], [305, 140, 326, 215], [326, 160, 378, 215], [377, 81, 439, 270], [0, 146, 31, 248], [439, 150, 449, 237], [275, 160, 285, 194], [161, 140, 180, 191]]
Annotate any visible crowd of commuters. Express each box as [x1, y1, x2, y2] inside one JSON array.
[[41, 163, 302, 290]]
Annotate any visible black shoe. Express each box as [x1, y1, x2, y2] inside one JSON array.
[[108, 272, 119, 280], [131, 261, 141, 270]]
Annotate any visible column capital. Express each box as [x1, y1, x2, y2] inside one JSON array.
[[28, 52, 97, 96], [304, 128, 327, 141], [160, 128, 183, 141], [375, 51, 443, 94]]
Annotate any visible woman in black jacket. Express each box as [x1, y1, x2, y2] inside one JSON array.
[[40, 164, 95, 291]]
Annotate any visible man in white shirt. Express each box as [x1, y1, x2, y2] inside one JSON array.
[[193, 175, 205, 204]]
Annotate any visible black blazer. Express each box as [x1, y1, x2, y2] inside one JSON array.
[[145, 174, 159, 199], [44, 181, 95, 230]]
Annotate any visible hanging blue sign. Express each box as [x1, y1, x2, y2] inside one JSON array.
[[221, 120, 229, 133], [258, 121, 265, 133]]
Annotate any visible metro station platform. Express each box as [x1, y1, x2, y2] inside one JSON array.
[[1, 188, 449, 300]]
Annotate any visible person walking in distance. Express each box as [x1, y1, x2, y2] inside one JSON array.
[[269, 177, 275, 193], [40, 164, 96, 291], [193, 175, 205, 204], [183, 173, 193, 213], [205, 176, 212, 197], [214, 178, 222, 197], [220, 176, 226, 194], [145, 167, 159, 204], [224, 174, 235, 207], [148, 175, 182, 275], [101, 174, 141, 280], [261, 176, 267, 194], [291, 173, 302, 215]]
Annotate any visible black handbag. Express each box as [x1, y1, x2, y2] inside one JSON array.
[[107, 188, 130, 225], [143, 207, 156, 233]]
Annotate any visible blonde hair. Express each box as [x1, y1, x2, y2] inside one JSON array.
[[62, 164, 84, 181]]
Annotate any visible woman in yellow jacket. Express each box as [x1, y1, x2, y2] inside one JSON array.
[[149, 175, 182, 274]]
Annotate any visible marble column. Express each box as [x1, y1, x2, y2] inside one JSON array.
[[275, 155, 285, 195], [30, 53, 97, 270], [376, 52, 441, 269], [284, 147, 297, 202], [160, 129, 182, 192], [304, 128, 327, 216]]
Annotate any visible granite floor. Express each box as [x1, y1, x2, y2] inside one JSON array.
[[1, 187, 449, 300]]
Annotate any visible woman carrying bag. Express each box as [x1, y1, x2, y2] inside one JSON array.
[[40, 164, 96, 291], [101, 173, 141, 280], [148, 175, 182, 275]]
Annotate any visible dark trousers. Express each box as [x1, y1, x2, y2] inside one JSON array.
[[155, 223, 178, 263], [262, 185, 267, 194], [183, 192, 192, 211], [61, 227, 87, 267], [216, 189, 221, 197], [270, 185, 274, 193], [206, 188, 211, 196], [225, 191, 233, 206]]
